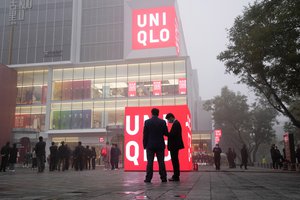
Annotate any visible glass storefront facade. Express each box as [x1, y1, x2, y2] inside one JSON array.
[[15, 59, 187, 132]]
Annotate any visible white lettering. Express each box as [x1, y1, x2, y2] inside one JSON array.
[[126, 141, 139, 165], [149, 13, 159, 27], [126, 115, 139, 135], [188, 132, 192, 162], [149, 30, 159, 43], [160, 29, 170, 42], [137, 31, 147, 46], [162, 12, 167, 26], [137, 14, 146, 28]]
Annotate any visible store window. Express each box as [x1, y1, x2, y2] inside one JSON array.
[[93, 101, 104, 128], [116, 64, 128, 98], [94, 66, 105, 99], [105, 65, 116, 98]]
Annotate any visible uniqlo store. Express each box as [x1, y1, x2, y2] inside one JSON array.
[[5, 0, 199, 170]]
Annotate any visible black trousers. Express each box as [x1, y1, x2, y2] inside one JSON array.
[[170, 149, 180, 179], [214, 156, 221, 170], [145, 149, 167, 181], [0, 157, 8, 172]]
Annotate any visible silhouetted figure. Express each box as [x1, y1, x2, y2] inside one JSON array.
[[240, 144, 248, 170], [35, 136, 46, 173], [0, 142, 10, 172], [9, 143, 18, 172], [110, 144, 121, 170], [226, 148, 235, 168], [49, 142, 58, 171], [165, 113, 184, 182], [143, 108, 168, 183], [270, 144, 277, 169], [85, 145, 92, 170], [91, 147, 96, 170], [58, 141, 68, 171], [74, 141, 84, 171], [213, 144, 222, 170]]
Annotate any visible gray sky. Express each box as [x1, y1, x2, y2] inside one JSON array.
[[177, 0, 256, 100]]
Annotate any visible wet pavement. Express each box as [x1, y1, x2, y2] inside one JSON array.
[[0, 165, 299, 200]]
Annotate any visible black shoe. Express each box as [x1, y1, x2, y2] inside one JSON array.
[[161, 179, 167, 183], [144, 180, 151, 183], [168, 178, 180, 182]]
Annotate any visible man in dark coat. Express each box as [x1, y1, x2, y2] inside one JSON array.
[[270, 144, 277, 169], [35, 136, 46, 172], [240, 144, 248, 170], [0, 142, 10, 172], [143, 108, 168, 183], [9, 143, 18, 172], [213, 144, 222, 170], [49, 142, 58, 171], [165, 113, 184, 181], [74, 141, 84, 171]]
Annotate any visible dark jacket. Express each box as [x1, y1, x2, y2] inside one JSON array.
[[213, 146, 222, 159], [143, 116, 168, 151], [9, 146, 18, 164], [241, 147, 248, 162], [35, 141, 46, 157], [166, 120, 184, 151]]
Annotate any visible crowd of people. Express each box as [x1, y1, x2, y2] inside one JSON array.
[[0, 136, 122, 173], [209, 143, 300, 170], [0, 142, 18, 172]]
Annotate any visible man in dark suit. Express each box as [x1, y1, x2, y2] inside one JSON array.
[[35, 136, 46, 173], [165, 113, 184, 182], [143, 108, 168, 183]]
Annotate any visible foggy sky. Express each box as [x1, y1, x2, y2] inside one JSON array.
[[177, 0, 256, 100]]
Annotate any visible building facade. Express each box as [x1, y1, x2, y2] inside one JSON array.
[[0, 0, 200, 154]]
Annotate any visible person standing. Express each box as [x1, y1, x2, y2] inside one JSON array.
[[143, 108, 168, 183], [226, 148, 234, 168], [91, 147, 96, 170], [85, 145, 92, 170], [0, 142, 10, 172], [31, 148, 37, 169], [270, 144, 277, 169], [74, 141, 85, 171], [9, 143, 18, 172], [35, 136, 46, 172], [165, 113, 184, 182], [58, 141, 68, 171], [101, 142, 111, 170], [49, 142, 58, 171], [110, 144, 121, 170], [240, 144, 248, 170], [213, 144, 222, 170]]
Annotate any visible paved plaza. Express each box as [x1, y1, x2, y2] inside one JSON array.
[[0, 166, 299, 200]]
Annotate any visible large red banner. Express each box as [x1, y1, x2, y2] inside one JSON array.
[[124, 105, 192, 171], [132, 6, 179, 51]]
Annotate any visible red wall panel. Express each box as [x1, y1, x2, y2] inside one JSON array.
[[0, 64, 17, 148]]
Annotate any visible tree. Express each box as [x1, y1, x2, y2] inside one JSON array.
[[217, 0, 300, 128], [203, 87, 251, 155], [204, 87, 277, 163], [248, 100, 277, 162]]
